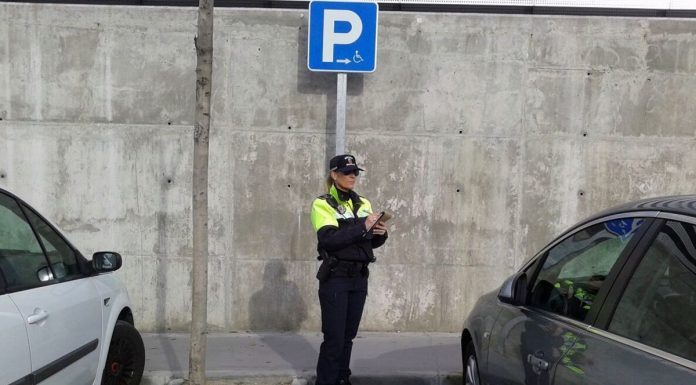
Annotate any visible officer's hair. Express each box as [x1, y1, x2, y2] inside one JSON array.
[[325, 174, 334, 192]]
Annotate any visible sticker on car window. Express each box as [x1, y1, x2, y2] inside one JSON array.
[[605, 218, 643, 240]]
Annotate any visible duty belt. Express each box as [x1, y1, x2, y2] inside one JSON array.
[[333, 260, 366, 277]]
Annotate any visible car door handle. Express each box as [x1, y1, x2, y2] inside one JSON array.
[[527, 352, 549, 371], [27, 309, 49, 324]]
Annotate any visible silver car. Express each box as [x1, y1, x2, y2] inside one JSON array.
[[462, 196, 696, 385], [0, 188, 145, 385]]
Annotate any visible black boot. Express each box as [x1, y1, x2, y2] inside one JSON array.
[[337, 379, 352, 385]]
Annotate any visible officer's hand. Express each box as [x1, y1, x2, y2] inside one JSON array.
[[364, 213, 381, 231], [372, 222, 387, 235]]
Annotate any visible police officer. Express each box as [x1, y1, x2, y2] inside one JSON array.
[[311, 154, 388, 385]]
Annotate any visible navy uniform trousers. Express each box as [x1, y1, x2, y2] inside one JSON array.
[[316, 274, 368, 385]]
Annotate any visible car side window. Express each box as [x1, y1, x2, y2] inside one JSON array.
[[528, 218, 644, 322], [0, 268, 5, 294], [21, 204, 82, 280], [608, 221, 696, 362], [0, 194, 49, 291]]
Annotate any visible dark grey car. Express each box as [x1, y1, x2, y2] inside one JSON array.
[[461, 196, 696, 385]]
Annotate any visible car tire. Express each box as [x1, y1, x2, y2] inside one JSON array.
[[102, 320, 145, 385], [464, 341, 480, 385]]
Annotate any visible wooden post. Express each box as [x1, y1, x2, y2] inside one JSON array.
[[190, 0, 214, 384]]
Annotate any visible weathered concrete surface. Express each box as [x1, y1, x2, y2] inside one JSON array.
[[1, 4, 696, 332]]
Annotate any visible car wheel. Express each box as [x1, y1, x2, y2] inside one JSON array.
[[102, 320, 145, 385], [464, 341, 480, 385]]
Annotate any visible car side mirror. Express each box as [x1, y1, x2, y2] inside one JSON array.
[[498, 271, 528, 306], [92, 252, 122, 273]]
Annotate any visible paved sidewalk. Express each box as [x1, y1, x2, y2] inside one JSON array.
[[141, 332, 462, 385]]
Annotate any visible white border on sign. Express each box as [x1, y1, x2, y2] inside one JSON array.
[[307, 0, 380, 73]]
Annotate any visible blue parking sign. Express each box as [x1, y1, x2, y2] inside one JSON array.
[[308, 1, 378, 73]]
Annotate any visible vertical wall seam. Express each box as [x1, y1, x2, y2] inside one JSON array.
[[515, 16, 533, 270], [221, 29, 237, 330], [106, 8, 114, 122], [3, 14, 10, 120], [105, 28, 113, 122], [29, 9, 42, 121]]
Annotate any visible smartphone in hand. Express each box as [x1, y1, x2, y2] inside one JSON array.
[[367, 211, 393, 233], [367, 212, 385, 232], [380, 212, 393, 223]]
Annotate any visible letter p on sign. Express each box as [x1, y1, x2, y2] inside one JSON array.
[[322, 10, 362, 63], [308, 1, 378, 73]]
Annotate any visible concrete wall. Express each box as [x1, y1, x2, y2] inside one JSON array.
[[1, 3, 696, 332]]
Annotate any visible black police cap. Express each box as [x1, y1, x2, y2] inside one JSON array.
[[329, 154, 365, 173]]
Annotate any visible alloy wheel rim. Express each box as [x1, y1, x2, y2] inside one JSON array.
[[465, 355, 480, 385], [104, 337, 138, 384]]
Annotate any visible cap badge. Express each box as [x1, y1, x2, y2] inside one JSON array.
[[345, 156, 355, 166]]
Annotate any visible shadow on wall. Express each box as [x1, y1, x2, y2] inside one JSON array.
[[249, 260, 317, 371], [249, 260, 308, 330]]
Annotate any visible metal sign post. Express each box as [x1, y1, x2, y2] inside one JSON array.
[[336, 73, 347, 154], [307, 1, 378, 154]]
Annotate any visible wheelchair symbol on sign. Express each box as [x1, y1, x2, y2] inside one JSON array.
[[353, 50, 364, 63]]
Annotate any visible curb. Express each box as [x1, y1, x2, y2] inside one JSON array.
[[142, 373, 463, 385]]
